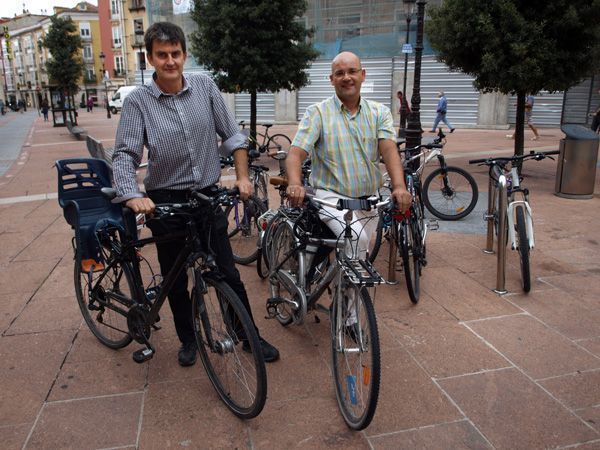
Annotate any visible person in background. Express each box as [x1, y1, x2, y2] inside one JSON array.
[[507, 94, 540, 140], [87, 96, 94, 113], [41, 98, 49, 122], [430, 90, 455, 133], [397, 90, 411, 137], [112, 21, 279, 367], [591, 89, 600, 133]]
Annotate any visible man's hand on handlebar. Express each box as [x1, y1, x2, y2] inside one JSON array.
[[126, 197, 156, 215], [234, 177, 253, 201], [392, 187, 412, 213], [286, 184, 306, 207]]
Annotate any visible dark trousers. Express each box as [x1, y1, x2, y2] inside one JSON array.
[[147, 189, 254, 344]]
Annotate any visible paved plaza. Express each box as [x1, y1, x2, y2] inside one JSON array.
[[1, 109, 600, 449]]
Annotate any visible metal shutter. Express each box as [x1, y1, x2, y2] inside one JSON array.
[[235, 92, 276, 123], [508, 92, 563, 126], [562, 75, 599, 126], [297, 58, 393, 120]]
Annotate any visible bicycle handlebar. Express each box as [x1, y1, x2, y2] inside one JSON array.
[[469, 150, 559, 166], [305, 192, 390, 211]]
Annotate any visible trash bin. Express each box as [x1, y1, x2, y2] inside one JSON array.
[[555, 124, 599, 199]]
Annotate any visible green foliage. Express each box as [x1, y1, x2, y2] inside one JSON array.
[[42, 16, 84, 95], [426, 0, 600, 95], [189, 0, 319, 94]]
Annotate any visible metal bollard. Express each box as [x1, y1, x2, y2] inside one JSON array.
[[484, 176, 496, 254], [387, 221, 398, 284], [494, 175, 508, 294]]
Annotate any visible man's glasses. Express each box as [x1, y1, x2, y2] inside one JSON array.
[[332, 68, 363, 79]]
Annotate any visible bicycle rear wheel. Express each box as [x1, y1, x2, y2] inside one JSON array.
[[256, 212, 281, 279], [269, 218, 299, 326], [192, 275, 267, 419], [331, 279, 380, 430], [267, 134, 292, 157], [74, 257, 134, 349], [399, 219, 420, 304], [515, 205, 531, 292], [422, 166, 478, 221], [225, 196, 265, 265]]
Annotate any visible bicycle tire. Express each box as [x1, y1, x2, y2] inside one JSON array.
[[192, 275, 267, 419], [399, 219, 420, 304], [269, 218, 299, 326], [368, 211, 384, 263], [331, 279, 380, 430], [74, 257, 134, 349], [225, 196, 266, 265], [267, 134, 292, 157], [422, 166, 478, 221], [253, 169, 269, 209], [515, 205, 531, 293], [256, 213, 280, 279]]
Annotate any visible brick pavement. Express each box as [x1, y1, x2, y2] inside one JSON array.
[[1, 109, 600, 449]]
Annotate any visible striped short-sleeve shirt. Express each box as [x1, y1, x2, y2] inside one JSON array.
[[292, 95, 395, 197], [112, 73, 247, 201]]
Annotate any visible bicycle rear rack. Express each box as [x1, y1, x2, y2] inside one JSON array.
[[340, 258, 384, 286]]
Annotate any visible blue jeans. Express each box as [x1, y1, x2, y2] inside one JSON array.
[[431, 112, 453, 131]]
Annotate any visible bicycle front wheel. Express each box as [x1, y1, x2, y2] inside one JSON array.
[[192, 275, 267, 419], [399, 219, 420, 304], [422, 166, 478, 221], [267, 134, 292, 157], [225, 196, 265, 265], [74, 258, 134, 349], [515, 205, 531, 293], [331, 279, 380, 430]]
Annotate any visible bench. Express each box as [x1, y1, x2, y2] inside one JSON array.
[[85, 135, 114, 168], [66, 120, 87, 140]]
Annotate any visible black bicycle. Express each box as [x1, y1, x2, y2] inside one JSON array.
[[56, 158, 267, 419]]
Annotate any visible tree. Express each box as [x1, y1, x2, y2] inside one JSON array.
[[426, 0, 600, 157], [43, 15, 84, 123], [189, 0, 319, 146]]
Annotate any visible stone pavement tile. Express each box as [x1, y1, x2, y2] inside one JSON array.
[[540, 272, 600, 305], [26, 393, 143, 449], [465, 314, 600, 380], [544, 247, 600, 273], [575, 406, 600, 434], [65, 326, 134, 364], [1, 423, 32, 450], [48, 356, 147, 401], [427, 235, 492, 274], [538, 370, 600, 410], [140, 378, 251, 449], [468, 262, 555, 295], [34, 261, 76, 299], [438, 368, 599, 449], [380, 306, 510, 379], [6, 293, 82, 335], [369, 420, 492, 449], [0, 260, 58, 295], [147, 336, 208, 384], [422, 267, 521, 321], [0, 231, 39, 264], [0, 292, 30, 334], [12, 232, 70, 263], [0, 331, 74, 424], [365, 348, 461, 436], [250, 396, 369, 449], [578, 338, 600, 358], [507, 288, 600, 340]]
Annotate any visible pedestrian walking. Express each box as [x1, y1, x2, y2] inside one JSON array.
[[430, 91, 455, 133], [41, 98, 49, 122], [397, 90, 411, 136], [507, 94, 540, 140], [17, 99, 25, 113], [591, 89, 600, 133], [112, 21, 279, 367], [86, 96, 94, 113]]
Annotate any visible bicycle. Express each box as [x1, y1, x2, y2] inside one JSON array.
[[265, 191, 388, 430], [468, 150, 558, 292], [55, 158, 267, 419]]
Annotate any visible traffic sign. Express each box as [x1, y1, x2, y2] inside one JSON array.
[[402, 43, 413, 54]]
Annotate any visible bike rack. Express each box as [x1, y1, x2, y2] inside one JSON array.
[[494, 175, 508, 294]]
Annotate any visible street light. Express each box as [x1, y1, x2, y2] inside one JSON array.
[[405, 0, 426, 172], [399, 0, 416, 138], [99, 51, 111, 119]]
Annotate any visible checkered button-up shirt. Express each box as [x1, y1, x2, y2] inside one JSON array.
[[112, 73, 247, 201], [292, 95, 395, 198]]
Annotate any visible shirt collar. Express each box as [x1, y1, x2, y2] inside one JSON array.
[[149, 72, 190, 98], [333, 94, 364, 114]]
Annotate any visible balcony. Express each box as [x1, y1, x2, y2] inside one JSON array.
[[131, 35, 144, 49], [129, 0, 145, 11], [113, 69, 126, 78], [83, 75, 97, 84]]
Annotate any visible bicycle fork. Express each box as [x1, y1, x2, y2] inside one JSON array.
[[507, 199, 534, 250]]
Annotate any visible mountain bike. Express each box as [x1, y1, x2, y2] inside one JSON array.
[[265, 192, 388, 430], [56, 158, 267, 418], [469, 150, 558, 292]]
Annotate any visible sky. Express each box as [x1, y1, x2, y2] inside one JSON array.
[[0, 0, 98, 18]]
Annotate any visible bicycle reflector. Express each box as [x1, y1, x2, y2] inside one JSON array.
[[392, 208, 411, 220]]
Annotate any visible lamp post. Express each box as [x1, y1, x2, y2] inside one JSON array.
[[399, 0, 416, 138], [405, 0, 426, 172], [135, 44, 146, 85], [99, 51, 111, 119]]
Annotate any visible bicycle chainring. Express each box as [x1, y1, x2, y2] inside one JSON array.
[[127, 304, 152, 344]]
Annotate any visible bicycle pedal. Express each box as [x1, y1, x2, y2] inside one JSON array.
[[132, 347, 154, 363], [265, 297, 287, 319], [427, 220, 439, 231]]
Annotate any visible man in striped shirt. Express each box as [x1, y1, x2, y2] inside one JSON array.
[[286, 51, 412, 259], [112, 22, 279, 365]]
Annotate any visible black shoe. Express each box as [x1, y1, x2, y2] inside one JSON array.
[[428, 130, 436, 133], [450, 128, 455, 133], [242, 337, 280, 363], [178, 341, 197, 367]]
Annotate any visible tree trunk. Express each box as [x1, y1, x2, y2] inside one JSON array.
[[514, 91, 525, 158], [250, 90, 257, 151]]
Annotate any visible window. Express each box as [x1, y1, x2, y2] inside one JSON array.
[[86, 68, 95, 81], [112, 26, 121, 47], [80, 22, 91, 38], [111, 0, 120, 15], [83, 45, 92, 59], [115, 55, 124, 75]]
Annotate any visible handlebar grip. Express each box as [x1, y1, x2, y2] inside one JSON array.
[[543, 150, 560, 156], [426, 143, 444, 149], [468, 158, 487, 164]]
